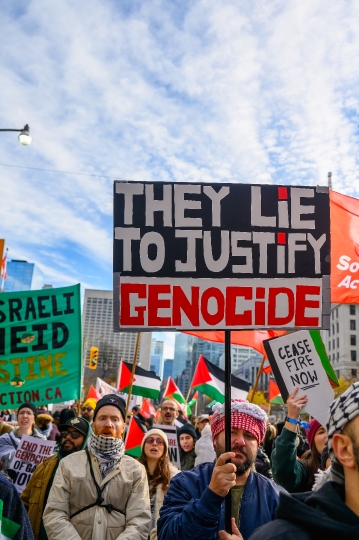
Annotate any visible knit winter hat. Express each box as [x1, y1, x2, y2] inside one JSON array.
[[141, 428, 169, 455], [211, 400, 267, 445], [327, 381, 359, 457], [82, 398, 97, 410], [18, 402, 37, 419], [93, 394, 126, 421], [305, 419, 322, 449], [178, 423, 198, 441]]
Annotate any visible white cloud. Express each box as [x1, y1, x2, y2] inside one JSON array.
[[1, 0, 359, 297]]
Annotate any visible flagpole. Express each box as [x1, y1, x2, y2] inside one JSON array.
[[125, 332, 140, 419], [249, 355, 266, 403], [224, 329, 232, 533]]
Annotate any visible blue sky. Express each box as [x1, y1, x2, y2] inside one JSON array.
[[2, 0, 359, 358]]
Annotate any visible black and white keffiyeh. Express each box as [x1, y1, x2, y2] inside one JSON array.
[[88, 433, 125, 478], [327, 381, 359, 485]]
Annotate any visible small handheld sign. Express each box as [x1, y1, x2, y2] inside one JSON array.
[[263, 330, 336, 426], [9, 435, 56, 493], [152, 424, 180, 469]]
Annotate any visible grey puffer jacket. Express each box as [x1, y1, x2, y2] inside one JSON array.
[[0, 427, 46, 469]]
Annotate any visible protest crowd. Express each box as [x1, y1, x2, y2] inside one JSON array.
[[0, 382, 359, 540]]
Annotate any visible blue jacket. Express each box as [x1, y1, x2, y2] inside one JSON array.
[[157, 462, 284, 540]]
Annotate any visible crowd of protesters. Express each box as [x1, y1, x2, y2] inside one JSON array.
[[0, 382, 359, 539]]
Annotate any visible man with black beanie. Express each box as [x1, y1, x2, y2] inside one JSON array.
[[22, 417, 92, 540], [43, 394, 150, 540]]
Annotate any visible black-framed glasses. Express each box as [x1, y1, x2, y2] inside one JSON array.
[[61, 430, 82, 440], [145, 437, 164, 445]]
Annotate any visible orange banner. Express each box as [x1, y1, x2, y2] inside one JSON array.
[[331, 191, 359, 303]]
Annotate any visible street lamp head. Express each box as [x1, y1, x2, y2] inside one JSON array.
[[18, 124, 32, 146]]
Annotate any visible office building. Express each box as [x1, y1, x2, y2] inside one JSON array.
[[4, 260, 44, 292], [83, 289, 152, 372], [173, 333, 194, 378], [321, 303, 359, 380], [163, 359, 173, 380], [150, 339, 164, 378], [219, 346, 263, 373]]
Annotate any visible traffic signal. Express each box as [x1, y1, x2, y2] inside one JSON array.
[[89, 347, 98, 370]]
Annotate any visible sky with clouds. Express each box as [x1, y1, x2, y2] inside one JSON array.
[[1, 0, 359, 358]]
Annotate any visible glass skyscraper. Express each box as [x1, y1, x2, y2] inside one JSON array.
[[4, 260, 44, 292]]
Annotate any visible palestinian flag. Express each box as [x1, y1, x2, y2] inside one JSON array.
[[124, 416, 146, 458], [188, 391, 199, 407], [269, 379, 284, 404], [309, 330, 339, 389], [163, 377, 187, 404], [140, 398, 156, 419], [0, 500, 20, 540], [118, 361, 161, 399], [191, 355, 250, 404]]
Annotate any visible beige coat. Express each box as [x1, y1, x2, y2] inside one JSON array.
[[43, 450, 150, 540], [149, 463, 179, 540]]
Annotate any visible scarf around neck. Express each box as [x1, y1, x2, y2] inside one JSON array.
[[88, 433, 125, 478]]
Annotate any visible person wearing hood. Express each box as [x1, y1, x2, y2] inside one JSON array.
[[271, 388, 327, 491], [0, 403, 46, 472], [35, 413, 61, 441], [246, 381, 359, 540], [194, 423, 216, 466], [21, 417, 92, 540], [178, 423, 197, 471]]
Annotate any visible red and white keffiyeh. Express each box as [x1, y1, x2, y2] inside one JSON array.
[[210, 400, 267, 445]]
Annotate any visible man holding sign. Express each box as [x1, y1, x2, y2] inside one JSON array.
[[158, 400, 283, 540]]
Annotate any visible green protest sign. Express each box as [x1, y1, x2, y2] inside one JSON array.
[[0, 284, 82, 407]]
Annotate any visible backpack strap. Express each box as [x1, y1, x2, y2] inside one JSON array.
[[69, 449, 125, 519]]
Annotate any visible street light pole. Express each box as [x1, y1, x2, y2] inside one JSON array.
[[0, 124, 32, 145]]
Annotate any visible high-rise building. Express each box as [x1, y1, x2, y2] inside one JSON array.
[[150, 339, 164, 378], [173, 333, 194, 378], [4, 260, 44, 292], [219, 346, 263, 372], [163, 359, 173, 380], [321, 303, 359, 380], [83, 289, 152, 373]]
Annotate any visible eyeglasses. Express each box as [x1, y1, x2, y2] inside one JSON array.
[[145, 437, 164, 445], [81, 407, 93, 412], [61, 430, 83, 440], [161, 407, 177, 412]]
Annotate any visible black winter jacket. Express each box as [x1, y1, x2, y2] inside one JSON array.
[[249, 481, 359, 540]]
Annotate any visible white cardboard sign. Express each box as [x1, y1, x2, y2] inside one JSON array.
[[153, 423, 180, 470], [263, 330, 334, 426], [10, 435, 56, 493]]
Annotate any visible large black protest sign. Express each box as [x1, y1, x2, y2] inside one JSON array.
[[113, 182, 330, 331]]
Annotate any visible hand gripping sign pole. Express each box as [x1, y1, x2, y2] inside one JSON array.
[[224, 330, 232, 532]]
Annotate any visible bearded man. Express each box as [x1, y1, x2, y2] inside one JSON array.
[[22, 416, 92, 540], [157, 400, 284, 540], [43, 394, 150, 540]]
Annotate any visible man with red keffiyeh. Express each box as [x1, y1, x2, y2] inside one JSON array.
[[157, 399, 284, 540]]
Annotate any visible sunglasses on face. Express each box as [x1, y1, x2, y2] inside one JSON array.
[[61, 430, 82, 440], [81, 407, 93, 412], [145, 437, 164, 445], [161, 407, 176, 412]]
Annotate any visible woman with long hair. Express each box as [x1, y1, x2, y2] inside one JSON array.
[[271, 388, 327, 492], [138, 429, 179, 540]]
